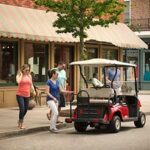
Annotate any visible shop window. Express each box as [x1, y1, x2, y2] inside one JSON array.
[[24, 43, 48, 83], [123, 50, 139, 81], [143, 52, 150, 81], [0, 41, 18, 85], [54, 46, 74, 68], [84, 48, 98, 81], [102, 48, 118, 60], [124, 0, 131, 25]]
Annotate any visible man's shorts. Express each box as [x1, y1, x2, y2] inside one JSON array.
[[59, 93, 65, 107]]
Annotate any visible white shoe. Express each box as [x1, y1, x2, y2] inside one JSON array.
[[49, 128, 59, 133]]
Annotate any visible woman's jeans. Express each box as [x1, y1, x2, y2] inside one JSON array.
[[47, 100, 58, 130], [16, 95, 29, 123]]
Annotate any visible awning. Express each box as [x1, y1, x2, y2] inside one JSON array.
[[0, 4, 148, 49], [0, 4, 78, 43], [86, 23, 148, 49], [70, 58, 136, 67]]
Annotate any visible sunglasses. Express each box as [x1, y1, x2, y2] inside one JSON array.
[[24, 69, 29, 72]]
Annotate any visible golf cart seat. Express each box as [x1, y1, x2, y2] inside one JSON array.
[[78, 87, 114, 104]]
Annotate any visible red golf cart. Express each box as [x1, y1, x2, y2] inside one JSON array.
[[65, 58, 146, 133]]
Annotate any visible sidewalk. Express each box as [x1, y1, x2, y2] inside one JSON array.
[[0, 92, 150, 139], [0, 105, 72, 139]]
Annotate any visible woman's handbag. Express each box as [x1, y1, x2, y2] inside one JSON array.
[[28, 99, 36, 110], [28, 85, 37, 110]]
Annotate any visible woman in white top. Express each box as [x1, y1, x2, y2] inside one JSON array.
[[92, 73, 103, 88]]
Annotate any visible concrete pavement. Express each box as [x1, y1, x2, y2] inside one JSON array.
[[0, 105, 72, 139], [0, 92, 150, 139]]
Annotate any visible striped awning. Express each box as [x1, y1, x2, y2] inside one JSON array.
[[86, 23, 148, 49], [0, 4, 148, 49], [0, 4, 78, 43]]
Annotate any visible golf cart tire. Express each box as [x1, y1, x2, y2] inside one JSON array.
[[74, 122, 87, 132], [134, 112, 146, 128], [109, 115, 121, 133]]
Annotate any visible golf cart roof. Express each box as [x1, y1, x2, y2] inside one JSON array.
[[70, 58, 136, 67]]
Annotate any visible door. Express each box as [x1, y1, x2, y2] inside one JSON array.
[[54, 45, 74, 102]]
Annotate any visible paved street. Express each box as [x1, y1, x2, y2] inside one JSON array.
[[0, 115, 150, 150]]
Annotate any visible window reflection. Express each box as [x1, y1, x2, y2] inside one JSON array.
[[24, 43, 48, 82], [0, 42, 18, 84], [144, 52, 150, 81], [102, 48, 118, 60], [84, 48, 98, 81]]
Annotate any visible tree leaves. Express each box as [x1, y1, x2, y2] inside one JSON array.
[[34, 0, 125, 59]]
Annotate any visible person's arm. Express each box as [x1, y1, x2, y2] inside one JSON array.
[[28, 74, 36, 93], [63, 70, 67, 90], [106, 76, 111, 83], [59, 86, 74, 94], [16, 71, 23, 84], [46, 85, 57, 103], [105, 69, 111, 84]]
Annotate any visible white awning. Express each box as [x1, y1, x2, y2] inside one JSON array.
[[0, 4, 78, 43], [0, 4, 148, 49], [86, 23, 148, 49], [70, 58, 136, 67]]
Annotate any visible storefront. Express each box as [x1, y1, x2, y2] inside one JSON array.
[[0, 4, 147, 107], [139, 49, 150, 90], [124, 41, 150, 90]]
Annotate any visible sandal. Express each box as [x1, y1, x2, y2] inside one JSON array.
[[20, 126, 26, 129], [18, 121, 25, 129]]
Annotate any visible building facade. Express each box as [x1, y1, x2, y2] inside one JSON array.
[[0, 1, 147, 107], [124, 0, 150, 90]]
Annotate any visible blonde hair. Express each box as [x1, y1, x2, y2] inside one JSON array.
[[20, 64, 30, 72]]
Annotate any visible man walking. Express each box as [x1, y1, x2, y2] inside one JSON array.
[[56, 61, 67, 123]]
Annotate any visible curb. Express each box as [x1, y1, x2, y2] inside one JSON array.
[[139, 92, 150, 95], [0, 126, 49, 140], [145, 112, 150, 116], [0, 123, 72, 140]]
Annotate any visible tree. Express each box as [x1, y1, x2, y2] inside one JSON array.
[[34, 0, 125, 60]]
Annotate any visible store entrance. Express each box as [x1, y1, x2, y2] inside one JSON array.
[[54, 45, 74, 103]]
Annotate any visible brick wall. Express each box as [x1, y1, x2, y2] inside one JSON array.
[[0, 0, 124, 22], [131, 0, 150, 19], [0, 0, 45, 10]]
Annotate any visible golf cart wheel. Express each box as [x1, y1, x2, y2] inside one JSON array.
[[74, 122, 87, 132], [109, 115, 121, 133], [134, 112, 146, 128]]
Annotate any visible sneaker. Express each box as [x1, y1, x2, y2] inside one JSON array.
[[49, 128, 59, 133]]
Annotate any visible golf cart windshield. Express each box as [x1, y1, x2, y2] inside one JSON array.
[[70, 58, 138, 96]]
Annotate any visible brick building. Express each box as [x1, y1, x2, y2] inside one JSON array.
[[124, 0, 150, 90], [0, 0, 42, 9]]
